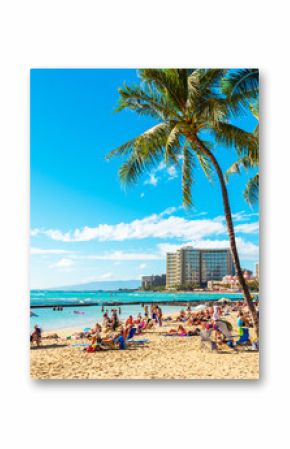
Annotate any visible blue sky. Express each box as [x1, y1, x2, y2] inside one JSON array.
[[30, 69, 259, 288]]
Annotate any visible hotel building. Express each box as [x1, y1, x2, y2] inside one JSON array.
[[141, 274, 166, 289], [166, 246, 235, 288]]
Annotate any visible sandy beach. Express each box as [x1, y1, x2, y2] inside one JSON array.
[[30, 312, 259, 380]]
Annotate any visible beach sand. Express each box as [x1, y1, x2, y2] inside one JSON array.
[[30, 314, 259, 380]]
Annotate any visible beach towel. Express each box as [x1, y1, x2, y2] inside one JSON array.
[[127, 339, 149, 344]]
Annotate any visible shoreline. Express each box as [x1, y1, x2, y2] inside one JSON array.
[[31, 292, 259, 309]]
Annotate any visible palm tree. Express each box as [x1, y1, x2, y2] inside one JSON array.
[[225, 101, 259, 205], [222, 69, 259, 205], [106, 69, 259, 336]]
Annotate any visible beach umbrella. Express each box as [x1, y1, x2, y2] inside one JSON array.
[[194, 304, 207, 311], [217, 298, 230, 303]]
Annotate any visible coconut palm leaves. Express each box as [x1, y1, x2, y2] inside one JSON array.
[[107, 69, 255, 207], [221, 68, 259, 97], [224, 97, 259, 205]]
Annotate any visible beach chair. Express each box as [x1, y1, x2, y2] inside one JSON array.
[[126, 327, 149, 345], [199, 329, 218, 351], [126, 327, 137, 340]]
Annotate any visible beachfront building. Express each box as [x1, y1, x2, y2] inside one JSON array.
[[166, 247, 234, 289], [208, 269, 253, 290], [141, 274, 166, 290]]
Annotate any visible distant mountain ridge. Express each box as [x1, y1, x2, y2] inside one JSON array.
[[48, 279, 141, 291]]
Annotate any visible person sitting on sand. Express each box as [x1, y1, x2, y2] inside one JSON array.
[[134, 313, 142, 324], [175, 310, 187, 322], [86, 334, 110, 352], [126, 315, 134, 326], [102, 313, 111, 329], [142, 318, 154, 329], [30, 324, 42, 346], [91, 323, 102, 335], [103, 326, 127, 350]]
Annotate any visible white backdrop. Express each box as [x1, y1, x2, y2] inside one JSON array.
[[0, 1, 288, 448]]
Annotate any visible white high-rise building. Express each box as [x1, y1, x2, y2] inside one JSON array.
[[166, 246, 235, 288]]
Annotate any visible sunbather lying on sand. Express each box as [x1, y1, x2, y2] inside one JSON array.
[[165, 325, 200, 337]]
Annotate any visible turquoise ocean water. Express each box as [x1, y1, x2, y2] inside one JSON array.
[[30, 290, 248, 332]]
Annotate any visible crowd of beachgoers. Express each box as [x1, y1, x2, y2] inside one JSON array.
[[30, 299, 259, 353], [30, 299, 259, 379]]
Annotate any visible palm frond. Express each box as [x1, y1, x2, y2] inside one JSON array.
[[139, 69, 188, 111], [119, 154, 144, 186], [250, 101, 259, 121], [244, 173, 259, 205], [224, 156, 253, 182], [199, 69, 228, 91], [106, 123, 171, 160], [165, 125, 183, 164], [221, 69, 259, 97], [213, 122, 257, 155], [194, 144, 214, 181], [116, 83, 175, 120]]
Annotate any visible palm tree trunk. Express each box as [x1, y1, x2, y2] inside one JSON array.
[[192, 135, 259, 338]]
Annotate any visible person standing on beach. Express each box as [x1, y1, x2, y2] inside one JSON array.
[[150, 304, 155, 321], [144, 305, 149, 317], [157, 306, 163, 327], [212, 305, 221, 321]]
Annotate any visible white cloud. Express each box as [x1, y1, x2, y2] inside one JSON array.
[[157, 161, 166, 171], [31, 247, 73, 255], [82, 251, 162, 261], [157, 237, 259, 260], [159, 206, 178, 216], [235, 222, 259, 234], [49, 258, 75, 269], [144, 173, 158, 186], [144, 161, 179, 186], [167, 165, 178, 180], [232, 211, 259, 222], [31, 209, 225, 243], [78, 234, 258, 264], [30, 229, 40, 237], [30, 208, 258, 244], [97, 272, 114, 280]]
